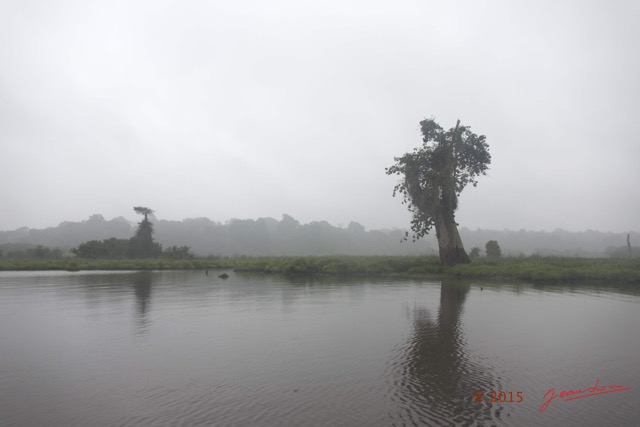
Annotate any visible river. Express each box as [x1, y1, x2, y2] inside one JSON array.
[[0, 270, 638, 426]]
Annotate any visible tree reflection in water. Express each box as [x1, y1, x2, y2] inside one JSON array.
[[132, 271, 153, 334], [386, 279, 505, 426]]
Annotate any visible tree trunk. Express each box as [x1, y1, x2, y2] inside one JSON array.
[[434, 214, 471, 266], [430, 119, 470, 266]]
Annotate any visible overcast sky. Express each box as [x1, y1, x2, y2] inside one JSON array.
[[1, 0, 639, 233]]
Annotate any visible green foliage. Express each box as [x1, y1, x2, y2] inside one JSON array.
[[72, 238, 130, 258], [162, 245, 193, 259], [469, 247, 481, 258], [3, 245, 64, 259], [446, 255, 640, 282], [322, 260, 350, 274], [367, 261, 394, 274], [606, 246, 640, 259], [283, 257, 322, 275], [1, 255, 640, 283], [386, 117, 491, 241], [485, 240, 502, 258], [232, 255, 441, 276], [65, 261, 80, 271]]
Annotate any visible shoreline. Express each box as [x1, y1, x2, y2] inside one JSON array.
[[1, 256, 639, 284]]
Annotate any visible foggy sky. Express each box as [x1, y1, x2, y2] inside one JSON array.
[[2, 0, 639, 233]]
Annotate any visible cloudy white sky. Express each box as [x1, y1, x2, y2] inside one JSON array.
[[1, 0, 639, 233]]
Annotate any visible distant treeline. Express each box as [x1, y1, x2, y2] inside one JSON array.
[[0, 214, 435, 257], [72, 238, 192, 260], [0, 213, 638, 258], [0, 245, 65, 259], [155, 215, 435, 256]]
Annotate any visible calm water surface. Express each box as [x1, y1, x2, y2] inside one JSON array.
[[0, 270, 638, 426]]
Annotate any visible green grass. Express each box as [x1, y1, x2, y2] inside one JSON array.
[[1, 256, 639, 283], [448, 256, 640, 282], [0, 258, 233, 272]]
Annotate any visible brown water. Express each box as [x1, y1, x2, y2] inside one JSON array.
[[0, 270, 638, 426]]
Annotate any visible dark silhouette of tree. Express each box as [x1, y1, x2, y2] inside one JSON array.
[[485, 240, 502, 258], [72, 238, 129, 258], [387, 117, 491, 266], [469, 246, 481, 258], [133, 206, 154, 221], [129, 207, 162, 258]]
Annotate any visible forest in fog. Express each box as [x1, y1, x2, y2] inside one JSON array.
[[0, 214, 636, 258]]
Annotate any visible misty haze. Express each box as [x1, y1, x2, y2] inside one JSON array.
[[1, 1, 639, 426], [1, 213, 638, 258]]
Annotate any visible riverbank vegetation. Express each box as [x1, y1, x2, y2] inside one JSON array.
[[1, 255, 639, 283]]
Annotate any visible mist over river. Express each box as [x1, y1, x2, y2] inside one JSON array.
[[1, 271, 638, 426]]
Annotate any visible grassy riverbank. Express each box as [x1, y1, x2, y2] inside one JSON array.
[[1, 255, 639, 283], [0, 256, 434, 275]]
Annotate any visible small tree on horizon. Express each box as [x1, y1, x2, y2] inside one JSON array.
[[469, 247, 481, 258], [485, 240, 502, 258]]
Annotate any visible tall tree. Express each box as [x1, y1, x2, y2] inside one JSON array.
[[130, 206, 162, 258], [386, 117, 491, 266]]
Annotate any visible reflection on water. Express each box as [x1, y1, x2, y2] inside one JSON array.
[[386, 280, 502, 425], [0, 271, 638, 426], [132, 271, 153, 333]]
